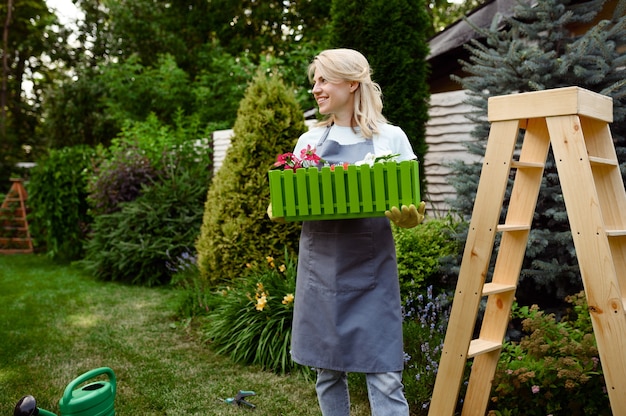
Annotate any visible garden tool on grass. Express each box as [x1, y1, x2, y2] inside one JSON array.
[[224, 390, 256, 408], [14, 367, 116, 416]]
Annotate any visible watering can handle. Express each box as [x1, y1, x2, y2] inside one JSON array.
[[61, 367, 116, 404]]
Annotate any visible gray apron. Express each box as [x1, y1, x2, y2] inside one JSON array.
[[291, 126, 404, 373]]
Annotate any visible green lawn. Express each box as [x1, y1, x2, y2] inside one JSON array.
[[0, 254, 371, 415]]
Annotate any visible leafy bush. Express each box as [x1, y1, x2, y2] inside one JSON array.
[[28, 145, 100, 261], [393, 215, 463, 300], [195, 71, 305, 284], [488, 292, 610, 416], [87, 112, 211, 217], [109, 111, 209, 164], [87, 146, 159, 216], [202, 250, 306, 375], [81, 149, 211, 285]]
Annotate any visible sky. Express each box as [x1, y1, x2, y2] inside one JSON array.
[[45, 0, 84, 25]]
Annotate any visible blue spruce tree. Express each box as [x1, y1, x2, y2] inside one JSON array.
[[448, 0, 626, 304]]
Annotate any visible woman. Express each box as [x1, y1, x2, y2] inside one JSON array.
[[273, 48, 424, 415]]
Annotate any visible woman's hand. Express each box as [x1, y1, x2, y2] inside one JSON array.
[[266, 203, 285, 223], [385, 201, 426, 228]]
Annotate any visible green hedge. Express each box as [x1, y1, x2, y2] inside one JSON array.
[[28, 145, 100, 261]]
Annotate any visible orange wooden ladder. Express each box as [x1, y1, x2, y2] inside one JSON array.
[[428, 87, 626, 415], [0, 178, 34, 254]]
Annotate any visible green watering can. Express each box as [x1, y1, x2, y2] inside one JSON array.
[[14, 367, 116, 416]]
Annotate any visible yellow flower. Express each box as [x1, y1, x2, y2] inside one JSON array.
[[279, 264, 286, 273], [282, 293, 294, 305], [266, 256, 275, 268], [255, 295, 267, 311]]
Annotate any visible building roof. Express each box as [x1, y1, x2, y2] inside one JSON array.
[[427, 0, 522, 92], [428, 0, 519, 60]]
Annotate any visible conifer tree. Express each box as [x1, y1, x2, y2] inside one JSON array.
[[448, 0, 626, 304], [195, 71, 306, 283], [327, 0, 431, 191]]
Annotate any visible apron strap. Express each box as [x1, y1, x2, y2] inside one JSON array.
[[316, 124, 333, 148]]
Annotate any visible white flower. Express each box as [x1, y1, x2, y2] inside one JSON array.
[[355, 152, 378, 166], [355, 151, 399, 166]]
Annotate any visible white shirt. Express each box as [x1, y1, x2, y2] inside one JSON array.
[[294, 123, 417, 162]]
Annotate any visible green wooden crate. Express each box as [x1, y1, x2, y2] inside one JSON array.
[[268, 160, 420, 221]]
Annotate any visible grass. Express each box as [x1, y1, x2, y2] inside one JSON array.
[[0, 254, 371, 415]]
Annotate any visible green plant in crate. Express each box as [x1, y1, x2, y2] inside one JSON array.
[[203, 250, 308, 375], [269, 160, 420, 221]]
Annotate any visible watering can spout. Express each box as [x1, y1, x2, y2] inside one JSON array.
[[14, 395, 57, 416]]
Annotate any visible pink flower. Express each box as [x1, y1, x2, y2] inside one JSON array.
[[300, 145, 323, 165], [273, 152, 301, 171], [273, 146, 325, 171], [531, 385, 540, 394]]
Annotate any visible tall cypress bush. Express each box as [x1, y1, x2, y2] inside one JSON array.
[[327, 0, 431, 192], [447, 0, 626, 304], [195, 71, 306, 284]]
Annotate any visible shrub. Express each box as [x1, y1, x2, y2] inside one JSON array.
[[81, 149, 211, 285], [87, 145, 159, 216], [87, 112, 211, 216], [195, 71, 305, 284], [28, 145, 100, 261], [393, 215, 463, 301], [202, 250, 306, 375], [488, 292, 610, 416]]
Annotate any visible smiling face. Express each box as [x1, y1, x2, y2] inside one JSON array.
[[311, 68, 359, 126]]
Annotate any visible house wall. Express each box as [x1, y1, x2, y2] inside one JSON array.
[[212, 97, 480, 217], [424, 90, 482, 216], [211, 128, 235, 174]]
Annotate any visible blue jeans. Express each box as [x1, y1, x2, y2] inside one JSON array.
[[315, 369, 410, 416]]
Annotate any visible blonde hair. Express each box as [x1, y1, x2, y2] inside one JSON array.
[[308, 48, 386, 139]]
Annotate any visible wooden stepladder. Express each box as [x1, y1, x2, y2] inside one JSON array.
[[0, 178, 33, 254], [428, 87, 626, 415]]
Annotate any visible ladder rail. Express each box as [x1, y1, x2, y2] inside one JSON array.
[[460, 117, 551, 415], [428, 119, 521, 416], [547, 114, 626, 410]]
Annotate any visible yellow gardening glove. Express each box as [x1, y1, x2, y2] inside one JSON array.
[[385, 201, 426, 228], [266, 203, 285, 223]]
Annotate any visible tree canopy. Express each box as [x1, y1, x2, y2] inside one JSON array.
[[0, 0, 472, 191]]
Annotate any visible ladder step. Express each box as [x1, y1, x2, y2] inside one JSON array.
[[510, 160, 544, 169], [496, 224, 531, 232], [468, 339, 502, 358], [0, 249, 33, 254], [606, 229, 626, 237], [0, 237, 31, 242], [589, 156, 618, 167], [2, 226, 27, 231], [482, 283, 517, 296]]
